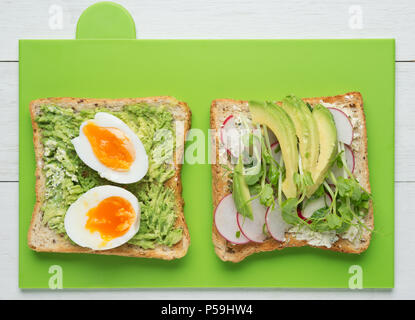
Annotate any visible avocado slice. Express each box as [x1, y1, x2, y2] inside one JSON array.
[[232, 157, 253, 219], [249, 101, 298, 198], [280, 95, 319, 173], [306, 104, 338, 197]]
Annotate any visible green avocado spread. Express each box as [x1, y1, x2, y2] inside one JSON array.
[[35, 104, 183, 249]]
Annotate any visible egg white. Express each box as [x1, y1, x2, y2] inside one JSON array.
[[72, 112, 148, 184], [64, 185, 140, 250]]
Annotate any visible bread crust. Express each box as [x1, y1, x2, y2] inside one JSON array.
[[28, 96, 191, 260], [211, 92, 373, 262]]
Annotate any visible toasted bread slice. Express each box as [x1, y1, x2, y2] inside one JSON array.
[[28, 96, 191, 260], [211, 92, 373, 262]]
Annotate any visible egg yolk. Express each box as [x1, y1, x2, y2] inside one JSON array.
[[83, 122, 136, 171], [85, 196, 135, 241]]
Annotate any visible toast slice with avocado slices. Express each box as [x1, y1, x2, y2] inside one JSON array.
[[28, 96, 191, 260], [211, 92, 373, 262]]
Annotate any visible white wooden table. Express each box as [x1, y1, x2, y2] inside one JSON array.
[[1, 0, 414, 299]]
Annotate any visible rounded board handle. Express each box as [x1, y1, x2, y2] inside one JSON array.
[[76, 1, 136, 39]]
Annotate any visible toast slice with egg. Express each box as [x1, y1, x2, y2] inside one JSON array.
[[210, 92, 373, 262], [28, 96, 191, 260]]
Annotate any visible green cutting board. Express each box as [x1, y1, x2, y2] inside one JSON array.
[[19, 2, 395, 288]]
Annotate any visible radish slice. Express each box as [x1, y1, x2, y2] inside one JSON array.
[[265, 203, 289, 242], [237, 198, 267, 243], [328, 108, 354, 145], [214, 194, 250, 245], [302, 194, 332, 219], [220, 115, 241, 157], [220, 115, 248, 158], [271, 142, 282, 164], [220, 115, 260, 160], [220, 115, 235, 144], [297, 206, 309, 223], [330, 144, 355, 181], [344, 144, 355, 173]]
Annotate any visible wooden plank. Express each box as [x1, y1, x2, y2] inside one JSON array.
[[395, 62, 415, 181], [0, 63, 18, 181], [0, 183, 18, 299], [0, 0, 414, 61], [0, 181, 412, 297]]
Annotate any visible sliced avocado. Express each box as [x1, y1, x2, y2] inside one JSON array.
[[306, 104, 338, 197], [233, 157, 253, 219], [249, 101, 298, 198], [280, 95, 320, 173]]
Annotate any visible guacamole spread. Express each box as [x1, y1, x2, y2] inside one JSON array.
[[35, 104, 183, 249]]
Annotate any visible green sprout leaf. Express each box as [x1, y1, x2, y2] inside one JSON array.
[[281, 198, 299, 225], [260, 184, 274, 207]]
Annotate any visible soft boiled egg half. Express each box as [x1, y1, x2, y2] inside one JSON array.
[[64, 185, 140, 250], [72, 112, 148, 184]]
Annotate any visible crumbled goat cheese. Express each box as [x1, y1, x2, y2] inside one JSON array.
[[288, 225, 338, 248], [340, 219, 362, 247]]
